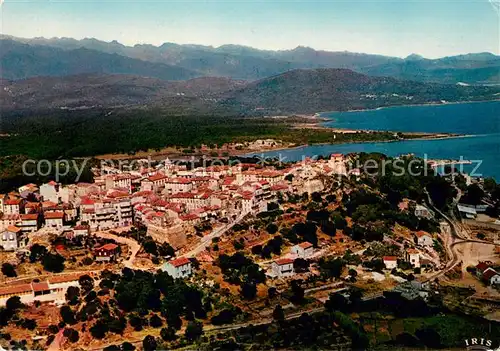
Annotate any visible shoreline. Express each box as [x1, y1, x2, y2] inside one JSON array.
[[241, 133, 476, 157], [316, 98, 500, 117]]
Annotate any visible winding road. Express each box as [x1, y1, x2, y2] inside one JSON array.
[[180, 212, 248, 258], [422, 190, 497, 283]]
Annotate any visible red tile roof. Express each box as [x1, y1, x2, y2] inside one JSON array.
[[5, 199, 22, 205], [148, 173, 167, 182], [95, 243, 118, 251], [383, 256, 398, 262], [274, 258, 294, 265], [476, 262, 490, 272], [6, 225, 21, 233], [48, 273, 85, 284], [44, 211, 64, 219], [482, 268, 499, 281], [169, 257, 191, 267], [416, 231, 431, 238], [31, 281, 50, 292], [21, 213, 38, 220], [0, 283, 33, 296], [299, 242, 313, 249]]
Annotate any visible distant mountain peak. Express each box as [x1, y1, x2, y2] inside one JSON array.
[[405, 53, 425, 61]]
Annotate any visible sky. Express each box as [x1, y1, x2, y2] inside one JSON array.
[[0, 0, 499, 58]]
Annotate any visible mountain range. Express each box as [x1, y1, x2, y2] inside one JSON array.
[[1, 35, 499, 84]]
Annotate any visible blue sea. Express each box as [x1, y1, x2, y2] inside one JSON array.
[[247, 101, 500, 180]]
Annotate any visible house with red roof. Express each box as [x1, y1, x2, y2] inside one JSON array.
[[481, 268, 500, 286], [405, 248, 421, 268], [415, 231, 433, 247], [291, 242, 314, 258], [94, 243, 119, 262], [73, 224, 90, 237], [0, 226, 25, 251], [0, 214, 21, 231], [4, 198, 24, 215], [383, 256, 398, 270], [19, 213, 40, 233], [161, 257, 192, 279], [272, 258, 295, 278], [44, 211, 65, 228]]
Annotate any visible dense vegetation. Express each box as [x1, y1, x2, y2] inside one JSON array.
[[0, 109, 400, 159]]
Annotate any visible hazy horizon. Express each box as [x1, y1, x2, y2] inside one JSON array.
[[2, 33, 499, 60], [1, 0, 499, 59]]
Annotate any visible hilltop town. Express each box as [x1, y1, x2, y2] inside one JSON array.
[[0, 152, 499, 350]]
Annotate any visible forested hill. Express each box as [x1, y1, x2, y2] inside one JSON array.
[[1, 69, 498, 114], [222, 68, 500, 114]]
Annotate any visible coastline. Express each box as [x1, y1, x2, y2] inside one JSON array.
[[316, 98, 500, 118]]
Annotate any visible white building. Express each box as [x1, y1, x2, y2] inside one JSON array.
[[73, 224, 90, 237], [405, 249, 420, 268], [416, 231, 433, 247], [44, 211, 65, 228], [291, 242, 314, 258], [3, 198, 23, 215], [0, 274, 84, 306], [414, 204, 432, 219], [0, 226, 25, 251], [161, 257, 192, 279], [19, 213, 39, 233], [328, 154, 347, 176], [272, 258, 295, 278], [383, 256, 398, 270]]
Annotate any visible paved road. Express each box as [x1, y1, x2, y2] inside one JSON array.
[[180, 212, 248, 258]]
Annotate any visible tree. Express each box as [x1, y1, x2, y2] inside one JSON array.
[[65, 286, 80, 305], [415, 327, 441, 348], [160, 327, 177, 342], [268, 287, 278, 298], [311, 192, 323, 203], [149, 315, 163, 328], [142, 335, 157, 351], [1, 263, 17, 277], [63, 328, 79, 343], [60, 306, 76, 325], [166, 313, 182, 331], [184, 321, 203, 341], [293, 258, 310, 273], [79, 275, 94, 293], [121, 342, 136, 351], [319, 257, 345, 279], [22, 318, 37, 330], [90, 320, 109, 339], [241, 282, 257, 300], [290, 280, 305, 304], [6, 296, 24, 312], [129, 314, 144, 331], [29, 244, 48, 263], [461, 184, 485, 206], [143, 238, 158, 256], [272, 305, 285, 321], [158, 243, 175, 257], [42, 253, 65, 273], [266, 223, 278, 234]]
